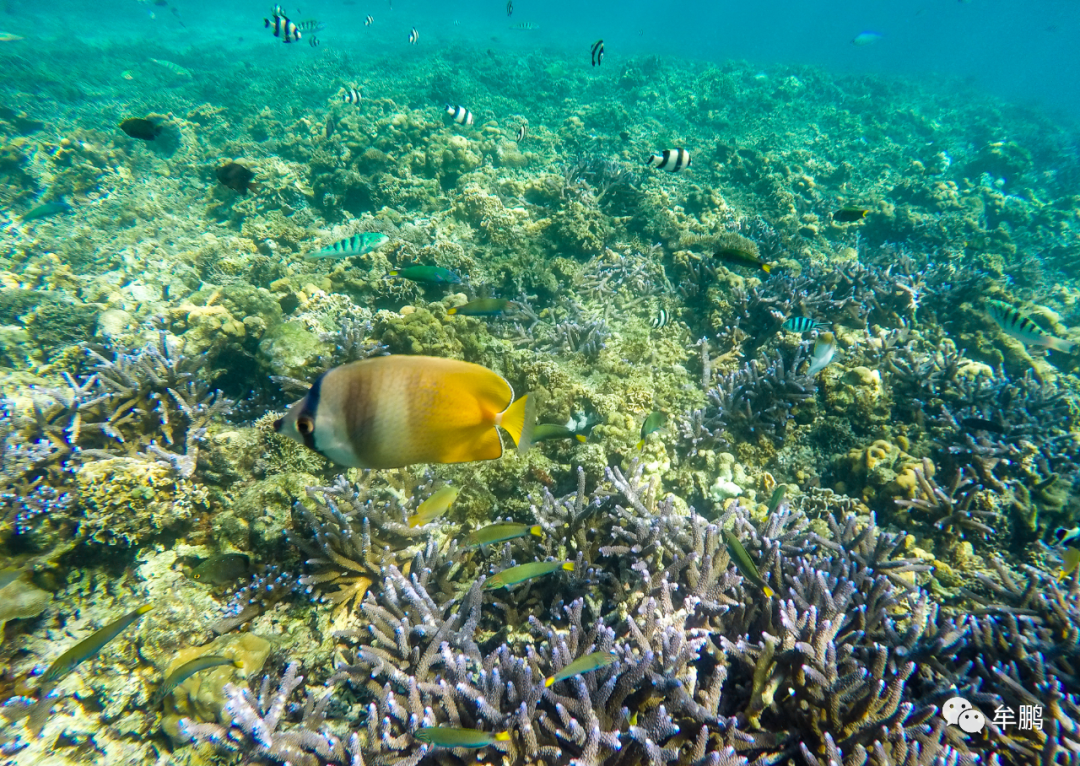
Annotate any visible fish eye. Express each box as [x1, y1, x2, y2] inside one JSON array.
[[272, 418, 283, 432], [297, 416, 314, 435]]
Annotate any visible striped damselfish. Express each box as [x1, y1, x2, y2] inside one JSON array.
[[986, 299, 1075, 353]]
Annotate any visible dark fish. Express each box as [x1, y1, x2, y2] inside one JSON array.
[[388, 265, 461, 284], [325, 114, 335, 139], [833, 207, 868, 222], [591, 39, 604, 66], [265, 14, 301, 42], [715, 246, 770, 273], [154, 655, 243, 704], [545, 650, 617, 687], [415, 727, 510, 748], [960, 417, 1005, 435], [21, 200, 72, 221], [190, 553, 252, 585], [722, 529, 774, 598], [27, 605, 153, 736], [216, 162, 259, 194], [646, 148, 690, 172], [448, 298, 511, 316], [465, 522, 543, 547], [506, 0, 513, 15], [636, 411, 667, 450], [532, 423, 588, 444]]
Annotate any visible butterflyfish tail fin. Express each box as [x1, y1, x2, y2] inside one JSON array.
[[496, 394, 535, 453]]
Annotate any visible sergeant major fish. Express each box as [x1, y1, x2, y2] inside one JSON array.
[[365, 15, 373, 25], [265, 14, 301, 42], [342, 86, 361, 104], [306, 233, 388, 259], [986, 299, 1075, 354]]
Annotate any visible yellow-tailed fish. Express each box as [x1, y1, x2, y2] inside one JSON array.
[[483, 560, 574, 590], [465, 522, 542, 547], [1054, 526, 1080, 581], [765, 485, 787, 515], [544, 650, 617, 687], [27, 604, 152, 736], [415, 727, 510, 748], [407, 485, 460, 528], [986, 299, 1075, 354], [636, 411, 667, 450], [715, 247, 770, 273], [154, 655, 243, 704], [274, 356, 535, 469], [722, 530, 774, 598], [532, 423, 588, 444], [806, 332, 837, 375]]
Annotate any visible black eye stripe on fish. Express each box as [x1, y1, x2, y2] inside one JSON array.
[[646, 148, 691, 172]]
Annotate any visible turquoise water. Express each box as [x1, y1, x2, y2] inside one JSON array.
[[1, 1, 1079, 765]]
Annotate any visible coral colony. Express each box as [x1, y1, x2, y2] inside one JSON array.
[[2, 12, 1080, 766]]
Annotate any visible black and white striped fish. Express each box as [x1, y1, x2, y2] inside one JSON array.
[[309, 36, 320, 47], [342, 87, 361, 104], [408, 27, 418, 44], [270, 4, 287, 16], [445, 104, 474, 125], [986, 299, 1075, 353], [591, 39, 604, 66], [782, 316, 829, 333], [651, 308, 669, 329], [296, 19, 324, 32], [646, 148, 691, 172], [365, 15, 373, 25], [264, 15, 301, 42], [510, 21, 538, 29], [516, 122, 527, 142]]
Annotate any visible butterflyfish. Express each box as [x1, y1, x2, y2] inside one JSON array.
[[274, 356, 534, 469]]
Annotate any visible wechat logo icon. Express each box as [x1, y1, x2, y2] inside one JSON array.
[[942, 696, 986, 734]]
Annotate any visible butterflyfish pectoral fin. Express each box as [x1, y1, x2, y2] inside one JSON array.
[[496, 393, 534, 453]]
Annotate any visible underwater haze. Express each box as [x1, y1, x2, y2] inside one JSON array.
[[2, 0, 1080, 765]]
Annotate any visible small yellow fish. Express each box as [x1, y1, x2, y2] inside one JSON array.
[[407, 486, 460, 528]]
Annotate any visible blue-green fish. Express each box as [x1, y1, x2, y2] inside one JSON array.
[[544, 650, 617, 687], [986, 299, 1075, 354], [483, 560, 574, 590], [765, 485, 787, 515], [447, 298, 512, 317], [388, 265, 461, 284], [21, 200, 71, 222], [532, 423, 588, 444], [154, 654, 243, 704], [306, 233, 389, 259], [415, 727, 510, 748], [636, 411, 667, 450], [465, 522, 543, 547], [27, 605, 152, 736]]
